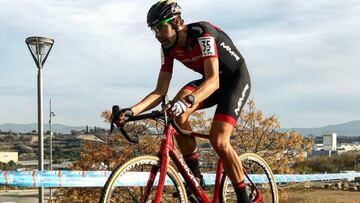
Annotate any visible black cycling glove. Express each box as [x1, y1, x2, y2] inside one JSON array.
[[111, 106, 134, 123]]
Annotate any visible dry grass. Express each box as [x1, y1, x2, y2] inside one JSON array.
[[280, 189, 360, 203]]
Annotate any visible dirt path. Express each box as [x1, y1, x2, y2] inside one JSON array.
[[281, 189, 360, 203]]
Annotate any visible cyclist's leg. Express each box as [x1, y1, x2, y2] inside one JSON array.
[[173, 81, 202, 156], [173, 79, 217, 187], [209, 120, 251, 202], [173, 86, 207, 192], [209, 121, 242, 180], [209, 65, 251, 202]]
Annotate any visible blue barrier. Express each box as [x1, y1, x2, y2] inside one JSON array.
[[1, 170, 360, 188]]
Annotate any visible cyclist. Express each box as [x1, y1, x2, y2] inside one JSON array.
[[116, 0, 251, 202]]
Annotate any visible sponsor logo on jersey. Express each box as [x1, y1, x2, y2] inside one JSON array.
[[174, 49, 185, 57], [234, 84, 249, 115], [180, 55, 202, 63], [191, 26, 203, 34], [220, 42, 240, 61]]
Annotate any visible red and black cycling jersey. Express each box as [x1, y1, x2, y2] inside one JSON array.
[[160, 21, 245, 75], [160, 21, 251, 126]]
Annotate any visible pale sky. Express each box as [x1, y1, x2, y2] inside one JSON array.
[[0, 0, 359, 128]]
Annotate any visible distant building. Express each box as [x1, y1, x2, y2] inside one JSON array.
[[77, 134, 105, 143], [313, 143, 324, 151], [309, 133, 338, 157], [17, 159, 73, 170], [337, 143, 360, 152], [308, 150, 338, 158], [323, 133, 337, 151], [17, 160, 50, 170], [310, 133, 360, 157], [0, 152, 18, 163]]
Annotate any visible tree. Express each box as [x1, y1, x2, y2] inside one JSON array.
[[188, 111, 218, 171], [233, 99, 313, 173], [15, 144, 33, 154], [6, 160, 17, 170], [55, 110, 161, 202], [187, 99, 313, 174], [294, 150, 360, 173], [189, 111, 212, 134]]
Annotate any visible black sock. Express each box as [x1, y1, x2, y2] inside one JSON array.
[[233, 180, 251, 203], [184, 152, 205, 188]]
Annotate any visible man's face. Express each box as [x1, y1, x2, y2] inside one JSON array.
[[153, 22, 177, 48]]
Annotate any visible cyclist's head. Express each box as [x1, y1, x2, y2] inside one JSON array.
[[147, 0, 182, 31]]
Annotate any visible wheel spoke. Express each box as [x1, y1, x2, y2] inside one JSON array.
[[219, 153, 278, 203], [100, 156, 187, 203]]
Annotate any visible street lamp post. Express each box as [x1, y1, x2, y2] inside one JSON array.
[[49, 99, 55, 201], [26, 36, 54, 203]]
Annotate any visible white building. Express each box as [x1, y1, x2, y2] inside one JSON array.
[[310, 133, 360, 157], [0, 152, 18, 163], [337, 143, 360, 151], [313, 143, 324, 151], [323, 133, 337, 151]]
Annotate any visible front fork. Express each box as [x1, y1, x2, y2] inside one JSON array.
[[145, 125, 174, 203], [140, 143, 170, 203]]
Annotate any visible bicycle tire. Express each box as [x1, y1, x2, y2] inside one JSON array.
[[99, 155, 188, 203], [219, 153, 279, 203]]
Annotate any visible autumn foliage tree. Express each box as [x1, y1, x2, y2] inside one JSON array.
[[233, 99, 313, 173], [54, 141, 132, 202], [188, 99, 313, 174], [55, 110, 161, 202]]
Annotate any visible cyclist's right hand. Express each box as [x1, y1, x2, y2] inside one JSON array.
[[112, 107, 134, 128]]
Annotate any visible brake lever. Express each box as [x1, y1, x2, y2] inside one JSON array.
[[109, 119, 115, 134], [109, 105, 139, 143], [109, 105, 120, 135]]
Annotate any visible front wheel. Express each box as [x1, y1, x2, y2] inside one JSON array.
[[99, 155, 188, 203], [219, 153, 279, 203]]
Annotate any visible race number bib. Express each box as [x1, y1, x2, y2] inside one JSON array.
[[198, 37, 216, 57]]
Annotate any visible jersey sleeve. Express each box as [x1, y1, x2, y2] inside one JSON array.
[[160, 47, 174, 73], [197, 33, 218, 59]]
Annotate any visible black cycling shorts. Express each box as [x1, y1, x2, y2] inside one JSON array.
[[183, 63, 251, 126]]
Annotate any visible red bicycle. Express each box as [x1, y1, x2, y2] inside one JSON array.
[[99, 99, 278, 203]]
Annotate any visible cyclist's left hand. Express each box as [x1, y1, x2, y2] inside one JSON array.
[[112, 108, 133, 127], [171, 100, 187, 116]]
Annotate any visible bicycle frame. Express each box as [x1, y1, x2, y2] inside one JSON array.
[[114, 109, 264, 203], [143, 124, 217, 203]]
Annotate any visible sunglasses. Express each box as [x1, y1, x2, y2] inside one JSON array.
[[151, 16, 176, 33]]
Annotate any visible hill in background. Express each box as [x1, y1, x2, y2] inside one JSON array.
[[280, 120, 360, 137], [0, 123, 86, 134], [1, 120, 360, 136]]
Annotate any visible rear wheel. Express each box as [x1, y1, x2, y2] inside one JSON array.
[[219, 153, 278, 203], [100, 155, 188, 203]]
